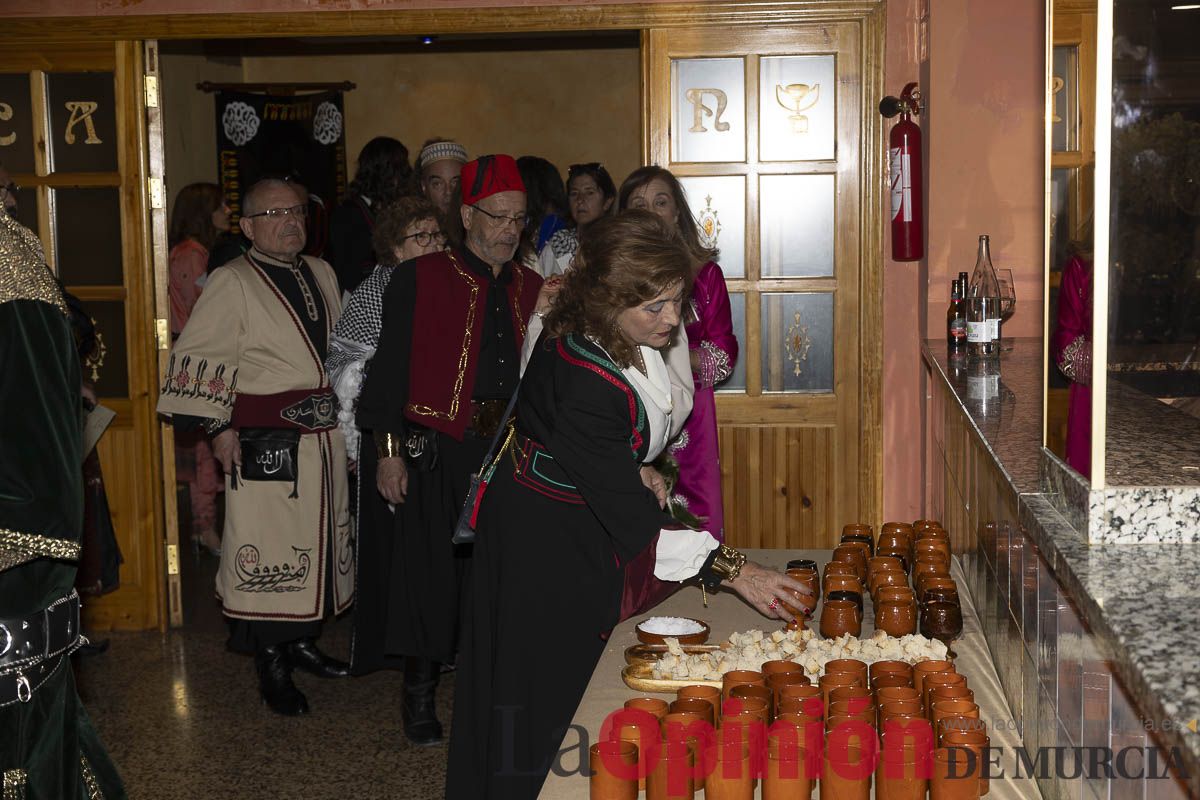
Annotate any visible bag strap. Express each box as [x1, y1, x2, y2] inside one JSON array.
[[477, 380, 521, 476]]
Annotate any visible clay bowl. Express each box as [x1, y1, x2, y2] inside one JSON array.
[[636, 618, 710, 646]]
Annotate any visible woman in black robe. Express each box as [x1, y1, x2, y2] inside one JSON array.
[[446, 211, 810, 798]]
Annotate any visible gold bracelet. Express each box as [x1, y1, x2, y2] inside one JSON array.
[[709, 544, 747, 583], [375, 432, 403, 459]]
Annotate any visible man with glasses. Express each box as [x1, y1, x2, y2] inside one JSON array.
[[158, 178, 354, 717], [356, 155, 543, 746]]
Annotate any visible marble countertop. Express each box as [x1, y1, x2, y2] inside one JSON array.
[[1020, 495, 1200, 785], [1106, 378, 1200, 487], [922, 338, 1044, 496]]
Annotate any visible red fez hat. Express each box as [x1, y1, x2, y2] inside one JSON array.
[[461, 154, 526, 206]]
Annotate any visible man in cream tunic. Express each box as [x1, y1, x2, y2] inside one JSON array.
[[158, 179, 353, 716]]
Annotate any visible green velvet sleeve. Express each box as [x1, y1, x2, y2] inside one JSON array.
[[0, 297, 83, 612]]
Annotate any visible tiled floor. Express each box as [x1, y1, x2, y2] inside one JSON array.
[[74, 548, 454, 799]]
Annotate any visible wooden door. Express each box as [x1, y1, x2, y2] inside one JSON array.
[[0, 42, 166, 629], [646, 23, 882, 548]]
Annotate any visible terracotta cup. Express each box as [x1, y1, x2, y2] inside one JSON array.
[[828, 685, 873, 707], [916, 539, 952, 562], [824, 573, 865, 597], [876, 534, 912, 555], [931, 700, 979, 730], [670, 698, 716, 729], [660, 712, 710, 759], [843, 523, 875, 538], [678, 685, 722, 724], [787, 558, 820, 573], [768, 672, 811, 710], [833, 544, 869, 582], [823, 561, 857, 578], [936, 715, 984, 747], [818, 671, 861, 710], [819, 600, 862, 639], [774, 712, 825, 761], [917, 526, 949, 540], [824, 658, 869, 685], [912, 660, 955, 696], [625, 697, 670, 720], [868, 555, 904, 575], [923, 586, 962, 607], [590, 740, 638, 800], [873, 673, 914, 691], [876, 730, 931, 800], [778, 685, 824, 720], [723, 696, 769, 731], [875, 599, 918, 637], [764, 738, 815, 800], [870, 660, 915, 687], [763, 659, 805, 678], [703, 736, 753, 800], [722, 670, 765, 705], [617, 716, 661, 791], [869, 568, 909, 597], [647, 739, 694, 800], [930, 685, 974, 709], [942, 729, 991, 795], [923, 673, 968, 719], [878, 699, 924, 721], [786, 569, 820, 606], [731, 684, 775, 723], [820, 742, 872, 800], [841, 534, 875, 559], [931, 747, 980, 800], [878, 715, 935, 750], [829, 699, 876, 728], [876, 549, 910, 575], [877, 686, 921, 705], [876, 586, 917, 606]]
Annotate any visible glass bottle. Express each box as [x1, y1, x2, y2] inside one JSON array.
[[966, 236, 1001, 360], [946, 277, 966, 349]]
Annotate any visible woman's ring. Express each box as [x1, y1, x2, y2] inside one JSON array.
[[767, 597, 780, 612]]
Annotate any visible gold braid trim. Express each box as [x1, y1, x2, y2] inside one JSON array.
[[406, 251, 479, 422], [0, 215, 66, 316], [2, 769, 27, 800], [79, 755, 104, 800], [0, 528, 81, 562]]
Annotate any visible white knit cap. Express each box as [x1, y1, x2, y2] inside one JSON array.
[[418, 140, 468, 170]]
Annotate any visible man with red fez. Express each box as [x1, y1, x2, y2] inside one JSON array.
[[356, 154, 543, 745]]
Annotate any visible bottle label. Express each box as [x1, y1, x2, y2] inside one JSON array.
[[966, 320, 990, 343], [987, 318, 1000, 339], [967, 374, 1000, 401], [950, 319, 967, 341]]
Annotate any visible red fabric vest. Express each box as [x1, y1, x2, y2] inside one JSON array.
[[405, 249, 542, 439]]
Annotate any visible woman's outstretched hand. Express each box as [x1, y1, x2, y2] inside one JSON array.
[[727, 562, 812, 622]]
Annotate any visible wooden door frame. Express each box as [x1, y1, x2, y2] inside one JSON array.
[[1, 0, 884, 556]]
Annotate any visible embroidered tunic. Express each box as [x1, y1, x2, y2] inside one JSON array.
[[157, 250, 353, 623], [670, 260, 738, 540]]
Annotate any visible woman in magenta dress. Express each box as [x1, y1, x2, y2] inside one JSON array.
[[620, 166, 738, 540], [1051, 240, 1093, 479]]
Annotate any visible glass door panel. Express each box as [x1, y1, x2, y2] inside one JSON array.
[[0, 72, 37, 173], [760, 173, 836, 278], [759, 55, 837, 162], [679, 175, 746, 278], [45, 71, 119, 174], [670, 57, 746, 163], [761, 292, 835, 393]]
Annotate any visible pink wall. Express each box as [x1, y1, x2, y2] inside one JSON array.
[[883, 0, 1045, 522], [0, 0, 676, 16]]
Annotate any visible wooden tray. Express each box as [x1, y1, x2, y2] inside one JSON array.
[[623, 643, 725, 666], [621, 661, 723, 693]]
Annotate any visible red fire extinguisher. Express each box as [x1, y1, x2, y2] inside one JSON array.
[[882, 82, 924, 261]]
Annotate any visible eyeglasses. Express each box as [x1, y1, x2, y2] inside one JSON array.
[[244, 204, 306, 220], [402, 229, 447, 247], [471, 205, 530, 230]]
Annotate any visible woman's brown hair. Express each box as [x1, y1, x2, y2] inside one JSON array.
[[617, 165, 718, 268], [169, 183, 224, 250], [372, 196, 441, 266], [543, 209, 692, 368]]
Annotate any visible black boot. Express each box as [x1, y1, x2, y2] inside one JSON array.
[[256, 645, 309, 716], [402, 656, 442, 746], [286, 637, 350, 678]]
